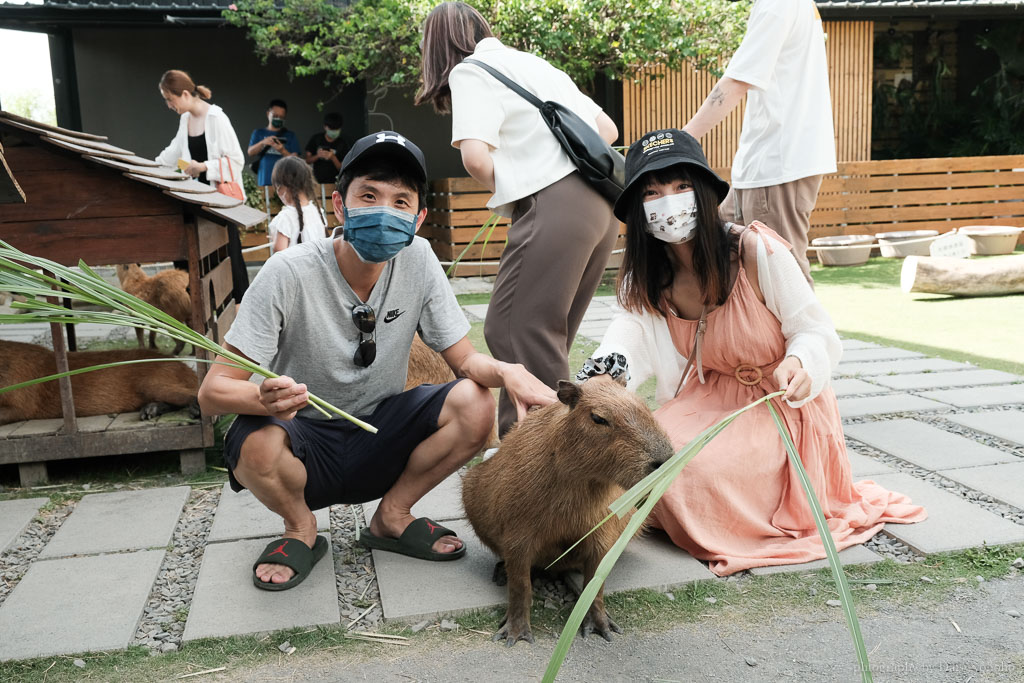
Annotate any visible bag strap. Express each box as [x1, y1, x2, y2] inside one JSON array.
[[463, 58, 544, 110], [218, 157, 237, 184]]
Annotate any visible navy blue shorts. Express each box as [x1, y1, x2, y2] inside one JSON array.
[[222, 380, 462, 511]]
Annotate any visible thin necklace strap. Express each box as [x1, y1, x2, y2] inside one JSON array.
[[674, 304, 707, 397]]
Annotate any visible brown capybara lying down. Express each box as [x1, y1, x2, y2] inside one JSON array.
[[0, 340, 199, 425], [462, 377, 674, 646]]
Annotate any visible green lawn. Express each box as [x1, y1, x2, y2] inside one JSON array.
[[813, 252, 1024, 375]]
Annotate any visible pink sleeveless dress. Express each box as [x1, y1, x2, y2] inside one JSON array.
[[651, 224, 926, 576]]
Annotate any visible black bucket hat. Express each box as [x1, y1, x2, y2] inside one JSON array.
[[613, 129, 730, 222]]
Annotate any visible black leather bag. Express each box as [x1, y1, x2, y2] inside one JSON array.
[[464, 59, 625, 204]]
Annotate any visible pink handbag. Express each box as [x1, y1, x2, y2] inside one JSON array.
[[216, 158, 244, 200]]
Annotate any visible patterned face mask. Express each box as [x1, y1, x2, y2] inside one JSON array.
[[643, 191, 698, 244]]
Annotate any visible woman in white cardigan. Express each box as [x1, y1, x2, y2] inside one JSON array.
[[156, 70, 245, 198], [578, 128, 925, 576], [156, 70, 249, 300]]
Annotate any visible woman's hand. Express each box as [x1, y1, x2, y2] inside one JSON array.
[[184, 160, 207, 178], [258, 376, 309, 420], [773, 355, 811, 403]]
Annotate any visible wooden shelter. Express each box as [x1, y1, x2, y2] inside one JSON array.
[[0, 110, 266, 486]]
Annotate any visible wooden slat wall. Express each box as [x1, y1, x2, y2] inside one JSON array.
[[622, 20, 873, 164]]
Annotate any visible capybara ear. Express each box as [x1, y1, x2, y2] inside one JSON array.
[[556, 380, 581, 409]]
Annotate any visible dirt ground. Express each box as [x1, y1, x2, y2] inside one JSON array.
[[227, 574, 1024, 682]]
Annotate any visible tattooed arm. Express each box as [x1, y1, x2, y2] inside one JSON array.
[[683, 77, 752, 139]]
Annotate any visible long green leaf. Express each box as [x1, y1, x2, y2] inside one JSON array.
[[766, 399, 872, 682], [444, 213, 500, 277], [0, 241, 377, 433], [542, 392, 871, 682]]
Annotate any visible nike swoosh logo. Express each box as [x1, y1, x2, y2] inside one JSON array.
[[383, 310, 405, 323]]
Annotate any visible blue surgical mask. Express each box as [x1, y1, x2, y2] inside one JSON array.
[[342, 206, 418, 263]]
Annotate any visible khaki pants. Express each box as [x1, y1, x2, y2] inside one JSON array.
[[719, 175, 823, 285], [484, 172, 619, 436]]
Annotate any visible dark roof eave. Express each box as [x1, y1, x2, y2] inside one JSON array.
[[818, 3, 1024, 19], [0, 5, 227, 29]]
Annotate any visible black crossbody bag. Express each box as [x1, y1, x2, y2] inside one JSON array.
[[464, 59, 625, 204]]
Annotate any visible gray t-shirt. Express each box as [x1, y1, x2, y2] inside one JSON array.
[[224, 236, 470, 419]]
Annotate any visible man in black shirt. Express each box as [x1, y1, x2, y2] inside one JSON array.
[[304, 112, 349, 184]]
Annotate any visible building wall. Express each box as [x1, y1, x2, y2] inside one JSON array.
[[373, 88, 464, 179], [70, 26, 367, 173]]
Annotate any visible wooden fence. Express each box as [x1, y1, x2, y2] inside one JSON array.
[[426, 154, 1024, 274], [622, 20, 873, 166], [239, 183, 340, 262]]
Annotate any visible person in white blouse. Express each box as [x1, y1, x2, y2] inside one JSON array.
[[578, 128, 925, 576], [417, 1, 620, 436], [156, 69, 250, 301]]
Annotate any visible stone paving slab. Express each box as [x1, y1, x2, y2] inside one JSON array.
[[832, 379, 887, 397], [362, 473, 465, 527], [8, 418, 64, 437], [839, 348, 924, 363], [372, 519, 506, 622], [872, 473, 1024, 554], [918, 384, 1024, 408], [40, 487, 190, 559], [183, 535, 339, 642], [869, 369, 1023, 391], [938, 462, 1024, 510], [0, 497, 47, 553], [563, 532, 714, 596], [748, 544, 883, 576], [461, 304, 489, 321], [0, 421, 23, 438], [837, 394, 948, 418], [836, 358, 973, 377], [208, 484, 331, 543], [844, 420, 1017, 471], [0, 550, 164, 662], [946, 410, 1024, 446], [846, 451, 895, 478], [840, 339, 880, 350]]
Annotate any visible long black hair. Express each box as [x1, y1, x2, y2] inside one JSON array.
[[617, 164, 738, 316]]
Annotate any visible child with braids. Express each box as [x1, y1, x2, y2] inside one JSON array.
[[269, 157, 328, 253]]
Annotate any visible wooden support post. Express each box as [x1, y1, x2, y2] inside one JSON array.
[[18, 462, 48, 487], [179, 449, 206, 476], [45, 271, 77, 436]]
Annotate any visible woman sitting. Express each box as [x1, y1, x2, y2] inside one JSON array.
[[580, 128, 926, 576]]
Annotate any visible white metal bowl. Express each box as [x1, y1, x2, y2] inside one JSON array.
[[875, 230, 939, 258], [957, 226, 1023, 255], [810, 234, 874, 266]]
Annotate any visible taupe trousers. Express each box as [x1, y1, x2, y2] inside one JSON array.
[[484, 172, 620, 436], [719, 174, 823, 285]]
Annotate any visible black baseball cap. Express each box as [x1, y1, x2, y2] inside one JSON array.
[[613, 129, 730, 222], [340, 131, 427, 183]]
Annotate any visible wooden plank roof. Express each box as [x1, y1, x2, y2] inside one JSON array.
[[0, 110, 259, 226]]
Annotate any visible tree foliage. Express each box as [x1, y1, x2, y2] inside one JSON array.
[[225, 0, 750, 95]]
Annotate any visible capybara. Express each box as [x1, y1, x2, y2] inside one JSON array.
[[462, 377, 674, 646], [404, 333, 456, 390], [405, 333, 498, 449], [0, 339, 199, 424], [114, 263, 191, 355]]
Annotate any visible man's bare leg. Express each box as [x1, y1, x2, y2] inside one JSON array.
[[368, 380, 495, 554], [232, 425, 317, 585]]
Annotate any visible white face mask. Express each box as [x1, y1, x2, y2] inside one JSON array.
[[643, 192, 698, 244]]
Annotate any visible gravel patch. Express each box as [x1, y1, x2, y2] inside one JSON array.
[[331, 504, 382, 631], [0, 499, 76, 608], [132, 486, 219, 651]]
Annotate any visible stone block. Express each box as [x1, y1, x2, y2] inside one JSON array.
[[183, 535, 339, 641], [846, 451, 895, 478], [918, 385, 1024, 408], [870, 370, 1023, 391], [208, 483, 331, 543], [40, 487, 189, 558], [832, 379, 887, 397], [844, 420, 1016, 470], [0, 550, 164, 661], [838, 395, 947, 419], [0, 497, 47, 553], [840, 348, 923, 363], [748, 544, 883, 576], [837, 359, 972, 377], [947, 410, 1024, 446], [362, 473, 465, 526], [938, 462, 1024, 510]]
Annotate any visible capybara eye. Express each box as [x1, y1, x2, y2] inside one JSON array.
[[590, 413, 609, 426]]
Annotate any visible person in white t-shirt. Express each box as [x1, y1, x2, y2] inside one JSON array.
[[684, 0, 837, 284], [268, 157, 328, 253], [417, 1, 620, 436]]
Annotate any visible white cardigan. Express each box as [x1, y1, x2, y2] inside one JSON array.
[[155, 104, 246, 199], [592, 230, 842, 409]]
